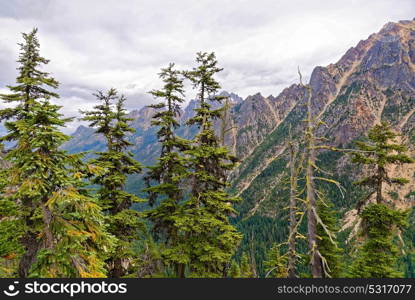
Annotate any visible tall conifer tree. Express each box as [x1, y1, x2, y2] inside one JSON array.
[[350, 122, 413, 277], [144, 63, 190, 278], [81, 89, 144, 277], [0, 29, 114, 277], [181, 52, 241, 277]]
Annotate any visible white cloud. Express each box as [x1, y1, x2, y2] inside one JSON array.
[[0, 0, 414, 133]]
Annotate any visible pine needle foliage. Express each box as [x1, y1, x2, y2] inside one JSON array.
[[350, 121, 413, 277], [316, 197, 343, 278], [181, 52, 242, 277], [144, 63, 190, 278], [0, 28, 115, 278], [264, 244, 288, 278], [0, 28, 58, 124], [352, 121, 414, 206], [228, 259, 241, 278], [240, 252, 255, 278], [81, 88, 144, 277], [349, 203, 408, 277]]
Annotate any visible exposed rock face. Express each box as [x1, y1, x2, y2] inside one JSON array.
[[231, 19, 415, 221], [231, 88, 299, 158], [63, 106, 160, 165]]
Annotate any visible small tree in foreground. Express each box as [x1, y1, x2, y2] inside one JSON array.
[[349, 203, 407, 277], [240, 252, 255, 278], [264, 244, 288, 278]]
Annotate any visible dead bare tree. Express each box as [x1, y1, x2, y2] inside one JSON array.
[[287, 126, 304, 278], [298, 68, 344, 278]]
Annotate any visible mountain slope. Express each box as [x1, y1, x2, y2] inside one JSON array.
[[234, 19, 415, 214]]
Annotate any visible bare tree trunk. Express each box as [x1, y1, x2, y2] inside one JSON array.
[[287, 135, 298, 278], [176, 263, 185, 278], [18, 232, 41, 277], [41, 205, 54, 249], [376, 166, 384, 204], [109, 258, 126, 278], [297, 68, 342, 278], [306, 144, 321, 277], [305, 85, 322, 278], [18, 203, 41, 278]]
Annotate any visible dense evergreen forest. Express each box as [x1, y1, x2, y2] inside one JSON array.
[[0, 28, 414, 278]]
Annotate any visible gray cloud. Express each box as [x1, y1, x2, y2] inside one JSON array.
[[0, 0, 414, 133]]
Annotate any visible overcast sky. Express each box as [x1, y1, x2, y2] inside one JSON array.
[[0, 0, 414, 133]]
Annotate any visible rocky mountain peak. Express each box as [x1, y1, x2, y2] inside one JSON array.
[[72, 124, 91, 136], [129, 106, 159, 131]]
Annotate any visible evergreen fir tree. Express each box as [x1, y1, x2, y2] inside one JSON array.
[[240, 252, 255, 278], [0, 28, 114, 278], [349, 122, 413, 278], [181, 52, 242, 277], [81, 88, 144, 277], [144, 63, 190, 278], [264, 244, 288, 278], [352, 121, 414, 206], [349, 203, 407, 277], [0, 28, 58, 123], [228, 259, 241, 278], [316, 197, 343, 278]]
